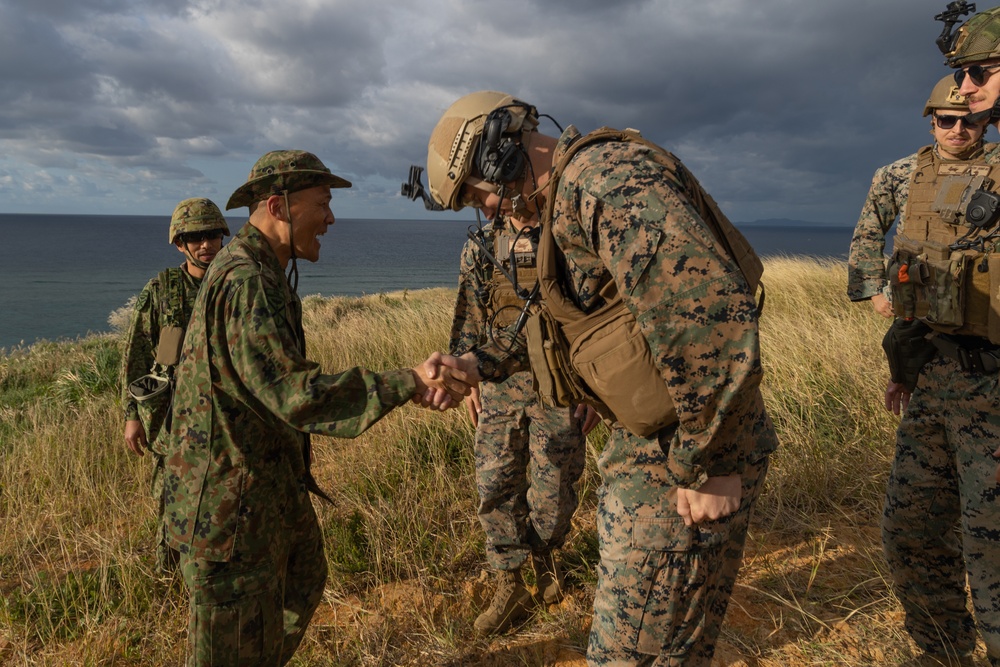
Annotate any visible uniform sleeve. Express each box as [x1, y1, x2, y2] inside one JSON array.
[[449, 238, 488, 357], [120, 279, 159, 421], [847, 164, 901, 301], [224, 275, 416, 438], [573, 159, 763, 488]]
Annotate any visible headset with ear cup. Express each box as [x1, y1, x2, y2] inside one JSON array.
[[476, 106, 529, 185]]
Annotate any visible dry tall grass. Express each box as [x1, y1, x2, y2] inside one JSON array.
[[0, 258, 962, 665]]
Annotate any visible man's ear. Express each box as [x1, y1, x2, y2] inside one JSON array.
[[174, 241, 186, 253], [265, 193, 289, 222]]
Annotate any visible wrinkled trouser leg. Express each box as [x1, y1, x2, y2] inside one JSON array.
[[151, 452, 181, 573], [476, 373, 585, 571], [882, 356, 1000, 662], [587, 426, 770, 667], [180, 497, 327, 667]]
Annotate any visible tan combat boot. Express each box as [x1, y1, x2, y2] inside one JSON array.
[[532, 551, 564, 605], [473, 569, 536, 634]]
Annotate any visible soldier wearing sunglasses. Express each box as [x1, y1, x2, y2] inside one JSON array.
[[848, 76, 991, 318], [120, 197, 229, 574], [866, 6, 1000, 666]]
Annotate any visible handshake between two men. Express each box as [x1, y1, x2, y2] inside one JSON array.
[[410, 351, 483, 411]]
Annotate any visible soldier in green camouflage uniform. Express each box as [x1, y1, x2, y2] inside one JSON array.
[[164, 150, 469, 666], [848, 75, 989, 315], [120, 197, 229, 573], [421, 92, 778, 666], [449, 214, 595, 633], [872, 9, 1000, 666]]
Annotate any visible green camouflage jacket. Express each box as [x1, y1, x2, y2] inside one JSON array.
[[448, 220, 533, 378], [547, 125, 774, 489], [847, 142, 1000, 301], [120, 265, 201, 423], [164, 222, 416, 561]]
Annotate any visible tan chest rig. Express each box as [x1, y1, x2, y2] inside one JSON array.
[[486, 226, 539, 329], [890, 145, 1000, 343]]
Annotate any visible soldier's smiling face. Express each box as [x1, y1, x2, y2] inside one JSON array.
[[957, 58, 1000, 115], [288, 186, 334, 262]]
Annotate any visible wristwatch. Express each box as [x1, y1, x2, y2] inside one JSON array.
[[473, 348, 498, 380]]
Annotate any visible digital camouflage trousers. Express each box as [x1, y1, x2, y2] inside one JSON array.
[[882, 354, 1000, 666], [476, 371, 586, 571]]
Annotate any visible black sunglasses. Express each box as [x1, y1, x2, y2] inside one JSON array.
[[178, 230, 225, 244], [933, 113, 984, 130], [953, 63, 1000, 86]]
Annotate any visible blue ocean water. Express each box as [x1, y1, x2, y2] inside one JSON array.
[[0, 214, 854, 350]]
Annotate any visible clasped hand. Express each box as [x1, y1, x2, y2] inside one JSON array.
[[411, 352, 482, 411]]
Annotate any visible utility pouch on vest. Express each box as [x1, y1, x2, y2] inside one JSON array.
[[127, 372, 173, 455], [881, 319, 938, 391], [525, 308, 593, 410], [154, 325, 185, 366], [990, 254, 1000, 344], [566, 303, 678, 437], [923, 244, 967, 329]]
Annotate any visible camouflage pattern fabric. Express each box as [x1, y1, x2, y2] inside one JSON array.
[[847, 142, 1000, 302], [120, 264, 200, 572], [450, 226, 586, 571], [546, 126, 778, 665], [882, 354, 1000, 665], [847, 151, 917, 302], [164, 222, 416, 663]]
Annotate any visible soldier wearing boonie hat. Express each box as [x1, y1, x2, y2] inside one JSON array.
[[164, 150, 473, 665]]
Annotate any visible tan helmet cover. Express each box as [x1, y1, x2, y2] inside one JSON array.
[[426, 91, 538, 211], [924, 75, 969, 116], [947, 7, 1000, 67], [169, 197, 230, 244]]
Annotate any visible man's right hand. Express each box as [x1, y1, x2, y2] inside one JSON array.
[[125, 419, 147, 456], [870, 294, 894, 318], [411, 352, 479, 410]]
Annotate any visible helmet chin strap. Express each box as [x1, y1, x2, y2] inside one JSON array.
[[967, 95, 1000, 126], [183, 248, 210, 271]]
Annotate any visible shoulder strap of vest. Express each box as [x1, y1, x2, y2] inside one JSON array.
[[916, 144, 937, 171], [156, 266, 189, 329], [537, 127, 764, 334]]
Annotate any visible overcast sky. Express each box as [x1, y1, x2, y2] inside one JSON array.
[[0, 0, 979, 224]]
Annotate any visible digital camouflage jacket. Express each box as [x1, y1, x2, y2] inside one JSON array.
[[163, 222, 416, 561], [547, 125, 775, 489]]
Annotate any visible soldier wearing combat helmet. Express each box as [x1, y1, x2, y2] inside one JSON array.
[[848, 75, 991, 317], [406, 91, 600, 635], [867, 6, 1000, 666], [120, 196, 228, 573], [164, 150, 472, 665], [414, 91, 777, 665]]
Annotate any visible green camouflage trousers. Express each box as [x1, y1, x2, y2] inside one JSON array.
[[476, 371, 586, 571], [150, 452, 180, 573], [882, 354, 1000, 665], [587, 425, 771, 667], [178, 492, 327, 667]]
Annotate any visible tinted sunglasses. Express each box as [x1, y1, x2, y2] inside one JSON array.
[[178, 229, 225, 244], [933, 113, 984, 130], [953, 63, 1000, 86]]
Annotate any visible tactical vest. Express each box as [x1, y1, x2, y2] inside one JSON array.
[[890, 145, 1000, 343], [526, 127, 764, 437], [486, 225, 539, 329], [127, 266, 196, 451]]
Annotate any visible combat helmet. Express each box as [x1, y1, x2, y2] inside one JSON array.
[[944, 6, 1000, 67], [426, 91, 539, 211], [226, 149, 351, 210], [168, 197, 230, 244], [924, 74, 969, 116]]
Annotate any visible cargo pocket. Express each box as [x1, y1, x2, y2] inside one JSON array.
[[921, 249, 967, 328], [623, 515, 730, 656], [188, 562, 281, 666]]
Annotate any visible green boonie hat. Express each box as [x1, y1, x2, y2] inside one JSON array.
[[225, 149, 352, 210], [169, 197, 230, 244], [947, 7, 1000, 67]]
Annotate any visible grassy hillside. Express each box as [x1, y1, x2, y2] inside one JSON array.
[[0, 258, 984, 665]]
